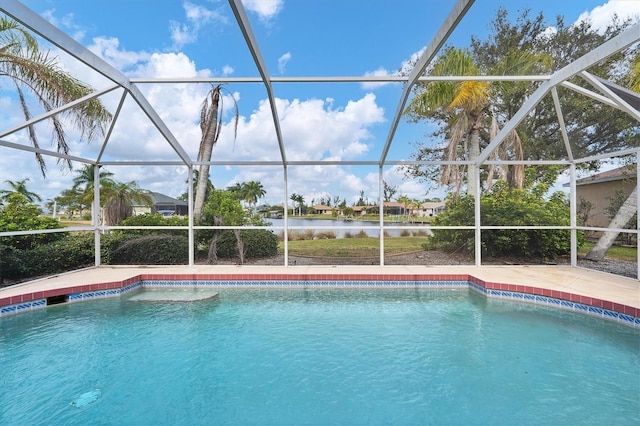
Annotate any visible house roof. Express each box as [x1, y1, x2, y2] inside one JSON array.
[[144, 191, 188, 206], [312, 204, 333, 210], [421, 201, 446, 209], [575, 165, 637, 186]]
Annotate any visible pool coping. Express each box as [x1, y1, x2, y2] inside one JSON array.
[[1, 265, 638, 328]]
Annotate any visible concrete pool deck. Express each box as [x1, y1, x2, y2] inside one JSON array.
[[1, 265, 639, 325]]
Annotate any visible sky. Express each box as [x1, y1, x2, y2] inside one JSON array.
[[1, 0, 639, 210]]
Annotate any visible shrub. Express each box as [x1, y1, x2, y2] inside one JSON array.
[[215, 229, 278, 259], [117, 213, 189, 237], [354, 230, 369, 238], [431, 180, 584, 259], [0, 194, 66, 250], [109, 234, 189, 264], [315, 231, 337, 239]]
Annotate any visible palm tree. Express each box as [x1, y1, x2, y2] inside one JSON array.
[[103, 181, 153, 226], [0, 18, 111, 176], [226, 182, 244, 200], [406, 48, 487, 196], [71, 165, 116, 217], [0, 178, 41, 203], [290, 193, 304, 216], [585, 186, 637, 261], [406, 47, 548, 196], [396, 195, 412, 221], [193, 84, 239, 223], [242, 181, 266, 210], [627, 55, 640, 93]]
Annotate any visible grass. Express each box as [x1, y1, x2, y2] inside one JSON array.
[[283, 236, 638, 261], [280, 236, 429, 257], [578, 242, 637, 261], [59, 219, 92, 227]]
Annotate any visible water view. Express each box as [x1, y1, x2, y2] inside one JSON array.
[[266, 218, 432, 238]]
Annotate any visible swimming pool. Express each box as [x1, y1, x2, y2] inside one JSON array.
[[1, 288, 638, 425]]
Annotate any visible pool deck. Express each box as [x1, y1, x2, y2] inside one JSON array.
[[1, 264, 638, 310]]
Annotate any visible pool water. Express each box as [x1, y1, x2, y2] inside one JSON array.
[[1, 288, 638, 425]]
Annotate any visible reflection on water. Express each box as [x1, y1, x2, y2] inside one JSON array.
[[266, 218, 432, 238]]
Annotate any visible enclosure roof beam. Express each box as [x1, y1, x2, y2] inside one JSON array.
[[228, 0, 287, 166], [0, 0, 192, 166], [477, 21, 640, 165], [378, 0, 475, 166], [0, 139, 95, 165], [0, 85, 119, 139], [580, 72, 640, 121]]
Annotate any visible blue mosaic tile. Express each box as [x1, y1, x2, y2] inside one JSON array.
[[1, 305, 17, 314], [588, 306, 604, 316], [2, 278, 638, 328], [574, 304, 589, 312]]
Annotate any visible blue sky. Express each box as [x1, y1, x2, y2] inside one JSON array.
[[2, 0, 639, 208]]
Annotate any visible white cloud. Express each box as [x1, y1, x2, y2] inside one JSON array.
[[361, 48, 423, 90], [41, 9, 86, 41], [242, 0, 284, 21], [221, 65, 234, 76], [88, 37, 151, 72], [575, 0, 640, 34], [170, 1, 227, 49], [170, 21, 196, 48], [278, 52, 291, 74]]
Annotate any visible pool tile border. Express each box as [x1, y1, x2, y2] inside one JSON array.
[[1, 273, 638, 328]]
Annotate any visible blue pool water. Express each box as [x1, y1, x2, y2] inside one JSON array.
[[1, 288, 638, 425]]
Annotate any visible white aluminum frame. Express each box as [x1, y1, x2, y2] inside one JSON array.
[[0, 0, 638, 276]]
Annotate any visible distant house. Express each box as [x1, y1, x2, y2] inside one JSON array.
[[572, 165, 636, 228], [132, 191, 188, 216], [382, 201, 445, 217], [383, 201, 406, 216], [312, 204, 333, 214], [418, 201, 446, 217]]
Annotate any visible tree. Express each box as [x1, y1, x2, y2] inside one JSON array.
[[628, 56, 640, 92], [406, 48, 488, 197], [71, 165, 115, 218], [405, 45, 548, 196], [201, 189, 245, 263], [472, 9, 639, 170], [178, 169, 213, 203], [396, 195, 412, 220], [585, 186, 637, 261], [241, 181, 266, 210], [290, 193, 304, 215], [103, 181, 153, 226], [0, 18, 111, 176], [193, 84, 239, 223], [383, 180, 397, 202], [0, 178, 41, 203], [0, 193, 64, 282]]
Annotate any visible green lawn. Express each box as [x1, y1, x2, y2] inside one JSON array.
[[283, 236, 637, 261], [578, 242, 637, 261]]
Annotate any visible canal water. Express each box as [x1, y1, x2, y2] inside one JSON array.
[[266, 218, 431, 238]]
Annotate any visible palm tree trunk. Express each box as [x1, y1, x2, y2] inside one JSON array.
[[467, 125, 481, 197], [585, 186, 637, 261], [193, 87, 221, 223]]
